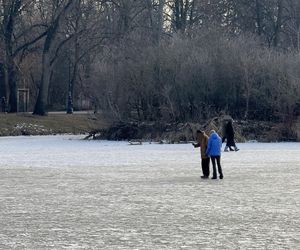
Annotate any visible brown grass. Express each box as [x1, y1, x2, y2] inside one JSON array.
[[0, 112, 111, 136]]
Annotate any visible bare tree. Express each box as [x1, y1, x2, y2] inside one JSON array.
[[0, 0, 23, 111], [0, 0, 50, 112], [33, 0, 75, 115], [284, 0, 300, 50]]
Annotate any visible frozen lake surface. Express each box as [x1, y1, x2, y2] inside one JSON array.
[[0, 135, 299, 249]]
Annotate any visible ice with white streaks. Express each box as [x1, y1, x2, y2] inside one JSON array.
[[0, 135, 299, 249]]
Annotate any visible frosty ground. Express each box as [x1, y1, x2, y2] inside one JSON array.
[[0, 136, 299, 249]]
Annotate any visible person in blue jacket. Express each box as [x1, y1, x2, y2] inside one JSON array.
[[206, 130, 223, 179]]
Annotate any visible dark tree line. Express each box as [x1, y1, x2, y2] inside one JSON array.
[[0, 0, 299, 122]]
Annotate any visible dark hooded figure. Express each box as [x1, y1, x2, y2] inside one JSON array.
[[222, 119, 239, 152], [1, 96, 7, 113]]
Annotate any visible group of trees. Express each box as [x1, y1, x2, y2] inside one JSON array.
[[0, 0, 299, 122]]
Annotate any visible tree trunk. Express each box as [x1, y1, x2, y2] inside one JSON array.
[[67, 34, 79, 114], [274, 0, 283, 47], [33, 0, 75, 115], [7, 61, 18, 112], [33, 51, 52, 115], [5, 36, 17, 112], [145, 0, 154, 29], [2, 0, 22, 112], [255, 0, 263, 36], [33, 19, 59, 115], [189, 0, 195, 28], [67, 0, 81, 114], [174, 0, 181, 30], [155, 0, 165, 45]]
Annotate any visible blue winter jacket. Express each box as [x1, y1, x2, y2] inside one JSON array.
[[206, 132, 222, 157]]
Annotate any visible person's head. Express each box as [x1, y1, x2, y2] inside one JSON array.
[[196, 129, 205, 138], [210, 130, 216, 135], [197, 129, 206, 135]]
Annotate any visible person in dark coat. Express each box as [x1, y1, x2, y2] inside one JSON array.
[[222, 119, 239, 152], [1, 96, 7, 113], [206, 130, 223, 179], [193, 130, 210, 179]]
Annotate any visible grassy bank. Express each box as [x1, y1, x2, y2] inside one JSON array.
[[0, 112, 110, 136], [0, 112, 299, 142]]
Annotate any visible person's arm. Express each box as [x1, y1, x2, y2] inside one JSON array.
[[204, 137, 209, 157], [229, 124, 234, 136], [206, 138, 211, 156]]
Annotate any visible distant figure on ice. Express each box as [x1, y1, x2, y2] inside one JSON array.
[[222, 119, 239, 152], [193, 130, 210, 179], [1, 96, 7, 113], [206, 130, 223, 180]]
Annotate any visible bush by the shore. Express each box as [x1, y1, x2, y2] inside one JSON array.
[[88, 118, 299, 143]]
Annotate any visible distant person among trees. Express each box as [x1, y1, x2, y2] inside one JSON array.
[[193, 130, 210, 179], [1, 96, 7, 113], [206, 130, 223, 180], [222, 119, 239, 152]]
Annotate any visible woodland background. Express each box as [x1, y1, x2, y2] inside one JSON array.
[[0, 0, 299, 127]]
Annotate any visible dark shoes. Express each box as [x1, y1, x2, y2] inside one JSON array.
[[211, 175, 223, 179], [201, 176, 209, 179]]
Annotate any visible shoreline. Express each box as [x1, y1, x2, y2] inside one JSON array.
[[0, 113, 299, 142]]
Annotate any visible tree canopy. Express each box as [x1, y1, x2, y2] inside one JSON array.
[[0, 0, 299, 122]]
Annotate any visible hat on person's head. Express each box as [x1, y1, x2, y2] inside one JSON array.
[[210, 130, 216, 134], [196, 130, 204, 134]]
